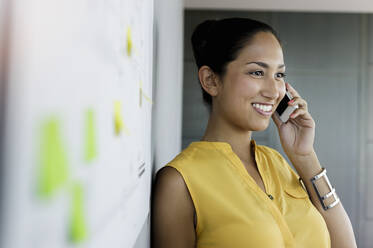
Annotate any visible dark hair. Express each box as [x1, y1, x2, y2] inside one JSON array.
[[191, 18, 281, 111]]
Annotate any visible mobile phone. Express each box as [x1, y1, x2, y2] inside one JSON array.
[[275, 91, 299, 122]]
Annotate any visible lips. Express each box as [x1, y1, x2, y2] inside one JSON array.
[[252, 103, 273, 116]]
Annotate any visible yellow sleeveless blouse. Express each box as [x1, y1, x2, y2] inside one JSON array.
[[165, 139, 330, 248]]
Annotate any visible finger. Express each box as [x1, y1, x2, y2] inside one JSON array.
[[289, 108, 311, 120], [288, 97, 308, 111], [286, 82, 301, 98], [271, 111, 282, 129]]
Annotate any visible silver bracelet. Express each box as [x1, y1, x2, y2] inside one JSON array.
[[310, 168, 340, 210]]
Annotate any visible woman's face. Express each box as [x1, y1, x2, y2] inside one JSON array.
[[215, 31, 286, 131]]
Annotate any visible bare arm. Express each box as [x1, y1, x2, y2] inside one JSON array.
[[271, 83, 357, 248], [291, 151, 357, 248], [151, 166, 197, 248]]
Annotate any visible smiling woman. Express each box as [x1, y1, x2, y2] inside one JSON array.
[[191, 19, 285, 114], [151, 18, 357, 248]]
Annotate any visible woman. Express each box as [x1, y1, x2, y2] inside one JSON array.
[[151, 18, 357, 248]]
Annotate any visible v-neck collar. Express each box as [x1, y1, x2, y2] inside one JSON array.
[[189, 139, 269, 191], [187, 139, 296, 246], [189, 139, 267, 172], [190, 139, 256, 153]]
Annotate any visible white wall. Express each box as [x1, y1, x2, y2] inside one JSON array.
[[134, 0, 184, 247], [152, 0, 184, 174]]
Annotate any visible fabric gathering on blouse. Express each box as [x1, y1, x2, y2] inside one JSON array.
[[165, 139, 331, 248]]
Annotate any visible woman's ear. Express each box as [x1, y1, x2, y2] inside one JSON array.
[[198, 66, 220, 97]]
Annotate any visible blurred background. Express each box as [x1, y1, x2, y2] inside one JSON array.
[[1, 0, 373, 248]]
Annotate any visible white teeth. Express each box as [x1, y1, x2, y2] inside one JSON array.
[[253, 103, 272, 112]]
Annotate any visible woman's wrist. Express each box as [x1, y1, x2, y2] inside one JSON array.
[[288, 149, 323, 179]]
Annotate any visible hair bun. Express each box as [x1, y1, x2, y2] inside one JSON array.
[[191, 20, 218, 68], [191, 20, 217, 48]]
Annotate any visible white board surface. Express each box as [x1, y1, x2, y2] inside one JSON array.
[[0, 0, 153, 247]]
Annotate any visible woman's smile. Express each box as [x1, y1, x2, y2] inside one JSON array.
[[252, 103, 274, 117]]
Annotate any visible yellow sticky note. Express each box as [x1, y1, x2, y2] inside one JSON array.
[[37, 117, 69, 198], [84, 109, 97, 162], [114, 101, 130, 136], [114, 101, 124, 135], [69, 182, 87, 243], [127, 27, 133, 56]]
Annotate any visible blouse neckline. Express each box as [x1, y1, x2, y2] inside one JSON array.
[[188, 139, 266, 174], [189, 139, 257, 153]]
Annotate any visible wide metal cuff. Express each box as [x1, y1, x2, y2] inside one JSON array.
[[310, 168, 340, 210]]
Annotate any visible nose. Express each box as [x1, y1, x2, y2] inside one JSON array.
[[261, 77, 283, 100]]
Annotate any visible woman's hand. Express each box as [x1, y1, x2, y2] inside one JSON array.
[[271, 82, 316, 161]]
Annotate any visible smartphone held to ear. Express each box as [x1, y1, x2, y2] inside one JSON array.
[[275, 91, 299, 123]]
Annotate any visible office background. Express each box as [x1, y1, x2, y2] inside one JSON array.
[[0, 0, 372, 247]]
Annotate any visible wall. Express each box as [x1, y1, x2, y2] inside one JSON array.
[[359, 14, 373, 248], [134, 0, 184, 247]]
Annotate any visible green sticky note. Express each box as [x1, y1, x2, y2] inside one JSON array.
[[37, 117, 69, 198], [84, 109, 97, 162], [69, 182, 87, 243]]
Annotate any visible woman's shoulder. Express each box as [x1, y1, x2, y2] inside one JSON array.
[[163, 146, 193, 169], [152, 166, 197, 244], [153, 166, 195, 214], [165, 142, 220, 169], [154, 166, 188, 191]]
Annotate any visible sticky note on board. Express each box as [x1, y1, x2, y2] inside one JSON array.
[[114, 101, 130, 136], [84, 109, 97, 162], [37, 118, 69, 198], [69, 182, 87, 243], [127, 27, 133, 56]]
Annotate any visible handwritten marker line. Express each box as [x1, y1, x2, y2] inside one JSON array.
[[139, 81, 153, 106], [142, 94, 153, 104]]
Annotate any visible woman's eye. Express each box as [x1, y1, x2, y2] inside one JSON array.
[[250, 71, 264, 76], [276, 72, 287, 78]]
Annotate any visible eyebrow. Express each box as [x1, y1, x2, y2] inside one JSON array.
[[246, 61, 285, 69]]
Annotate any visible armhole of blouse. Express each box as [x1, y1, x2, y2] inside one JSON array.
[[165, 164, 203, 236]]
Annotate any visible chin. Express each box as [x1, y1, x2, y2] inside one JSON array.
[[250, 120, 270, 131]]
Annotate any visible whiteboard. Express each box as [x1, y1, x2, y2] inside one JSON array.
[[0, 0, 153, 247]]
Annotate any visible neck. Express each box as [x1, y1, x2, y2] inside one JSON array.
[[201, 111, 254, 165]]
